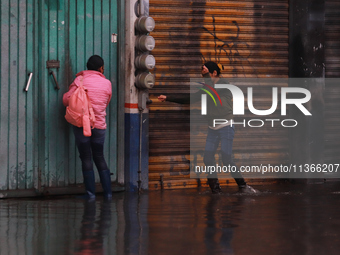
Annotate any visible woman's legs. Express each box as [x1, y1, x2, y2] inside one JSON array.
[[73, 126, 96, 198], [90, 129, 112, 198], [73, 127, 112, 198], [90, 129, 108, 171]]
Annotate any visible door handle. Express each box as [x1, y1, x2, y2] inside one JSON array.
[[49, 71, 60, 90], [25, 73, 33, 92]]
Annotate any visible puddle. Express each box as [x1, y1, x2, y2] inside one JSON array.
[[1, 182, 340, 254]]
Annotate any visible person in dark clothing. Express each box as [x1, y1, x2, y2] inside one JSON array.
[[158, 61, 257, 194]]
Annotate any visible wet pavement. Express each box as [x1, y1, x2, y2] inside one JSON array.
[[1, 182, 340, 255]]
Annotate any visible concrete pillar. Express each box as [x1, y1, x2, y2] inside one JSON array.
[[124, 0, 149, 191]]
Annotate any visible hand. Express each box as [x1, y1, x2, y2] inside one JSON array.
[[158, 95, 167, 102], [201, 65, 209, 76]]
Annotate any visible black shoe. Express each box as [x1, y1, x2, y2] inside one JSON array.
[[99, 170, 112, 199], [83, 171, 96, 199], [208, 178, 222, 194], [211, 186, 222, 194]]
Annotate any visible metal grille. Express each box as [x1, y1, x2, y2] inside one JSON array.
[[325, 0, 340, 78], [324, 0, 340, 164], [149, 0, 289, 190]]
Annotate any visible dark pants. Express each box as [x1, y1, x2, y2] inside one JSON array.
[[203, 126, 246, 187], [73, 126, 108, 173]]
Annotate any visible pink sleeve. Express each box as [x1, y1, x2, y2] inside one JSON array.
[[106, 81, 113, 107], [63, 83, 77, 106]]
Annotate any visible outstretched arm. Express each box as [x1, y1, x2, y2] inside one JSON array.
[[157, 65, 212, 104], [158, 94, 191, 104]]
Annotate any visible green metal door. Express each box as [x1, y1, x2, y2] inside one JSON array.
[[0, 0, 118, 197], [39, 0, 118, 191], [0, 0, 37, 196]]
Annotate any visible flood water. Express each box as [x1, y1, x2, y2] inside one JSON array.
[[1, 182, 340, 255]]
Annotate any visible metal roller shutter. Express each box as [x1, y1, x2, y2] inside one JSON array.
[[325, 1, 340, 78], [325, 0, 340, 164], [149, 0, 289, 190]]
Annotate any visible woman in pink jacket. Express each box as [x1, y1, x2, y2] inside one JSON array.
[[63, 55, 112, 199]]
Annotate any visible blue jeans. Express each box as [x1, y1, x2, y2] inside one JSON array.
[[203, 126, 245, 186], [73, 126, 108, 173]]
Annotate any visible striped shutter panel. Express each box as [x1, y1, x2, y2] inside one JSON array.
[[149, 0, 289, 190], [324, 0, 340, 164], [0, 0, 37, 193]]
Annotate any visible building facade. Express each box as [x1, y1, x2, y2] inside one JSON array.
[[0, 0, 339, 197]]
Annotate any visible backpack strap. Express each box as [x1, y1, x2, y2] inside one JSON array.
[[86, 92, 96, 129], [78, 76, 84, 88], [80, 76, 96, 128]]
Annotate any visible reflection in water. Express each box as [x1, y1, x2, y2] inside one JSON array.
[[123, 193, 149, 255], [1, 183, 340, 254], [146, 190, 245, 255], [0, 197, 122, 255], [204, 196, 241, 255], [74, 200, 112, 255]]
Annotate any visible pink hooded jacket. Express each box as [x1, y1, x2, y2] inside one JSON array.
[[63, 70, 112, 129]]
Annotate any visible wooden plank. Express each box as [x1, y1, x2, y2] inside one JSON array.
[[26, 0, 35, 189], [101, 0, 110, 66], [75, 0, 86, 183], [76, 0, 85, 72], [110, 0, 118, 178], [55, 0, 67, 187], [92, 0, 108, 176], [149, 177, 278, 190], [93, 0, 102, 54], [68, 0, 77, 185], [107, 0, 118, 181], [48, 0, 58, 187], [39, 0, 50, 189], [32, 0, 40, 191], [18, 0, 27, 190], [0, 0, 10, 191], [85, 0, 94, 55], [102, 0, 114, 180], [8, 0, 19, 190]]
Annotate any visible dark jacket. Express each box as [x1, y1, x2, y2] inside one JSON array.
[[166, 78, 233, 126]]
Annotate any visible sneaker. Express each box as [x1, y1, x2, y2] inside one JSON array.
[[239, 184, 259, 194], [208, 178, 222, 194]]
